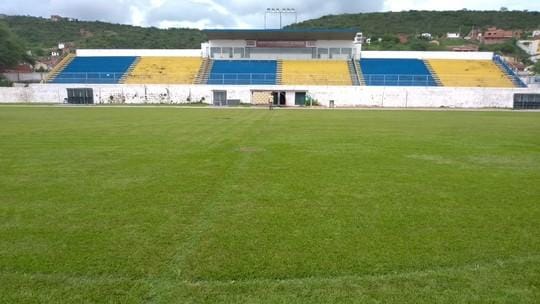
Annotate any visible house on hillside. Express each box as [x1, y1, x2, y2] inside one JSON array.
[[447, 33, 461, 39], [51, 15, 66, 22], [482, 27, 520, 45], [517, 39, 540, 62], [420, 33, 433, 40]]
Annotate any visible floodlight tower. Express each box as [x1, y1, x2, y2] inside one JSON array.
[[265, 8, 298, 29]]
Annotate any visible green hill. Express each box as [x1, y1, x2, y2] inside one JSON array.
[[288, 10, 540, 37], [1, 15, 206, 50]]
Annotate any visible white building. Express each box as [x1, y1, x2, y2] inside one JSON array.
[[203, 29, 362, 60], [517, 40, 540, 62]]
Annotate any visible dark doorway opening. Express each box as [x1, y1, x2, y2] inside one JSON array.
[[514, 94, 540, 110], [295, 92, 306, 106], [272, 91, 286, 106], [67, 88, 94, 104]]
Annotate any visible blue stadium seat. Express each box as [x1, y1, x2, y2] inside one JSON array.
[[52, 57, 137, 84], [360, 58, 438, 86], [208, 60, 277, 85]]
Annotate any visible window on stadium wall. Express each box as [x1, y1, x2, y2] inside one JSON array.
[[514, 94, 540, 110]]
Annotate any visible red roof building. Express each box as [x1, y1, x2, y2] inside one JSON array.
[[482, 27, 520, 45]]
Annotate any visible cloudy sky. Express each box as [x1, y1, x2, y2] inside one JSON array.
[[1, 0, 538, 29]]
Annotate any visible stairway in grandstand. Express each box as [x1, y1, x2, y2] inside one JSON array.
[[195, 58, 213, 84], [347, 59, 363, 86], [492, 56, 527, 88], [121, 57, 140, 84], [276, 60, 283, 85], [423, 60, 442, 86], [46, 53, 75, 83]]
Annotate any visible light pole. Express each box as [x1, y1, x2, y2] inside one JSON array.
[[265, 8, 297, 29]]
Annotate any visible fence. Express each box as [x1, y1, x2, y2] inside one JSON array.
[[363, 74, 438, 86], [51, 72, 125, 84], [208, 73, 277, 85]]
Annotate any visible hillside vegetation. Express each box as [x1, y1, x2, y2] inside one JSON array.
[[288, 10, 540, 37], [1, 16, 206, 50]]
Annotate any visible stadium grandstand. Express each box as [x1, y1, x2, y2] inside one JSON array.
[[10, 28, 539, 108], [47, 29, 526, 88]]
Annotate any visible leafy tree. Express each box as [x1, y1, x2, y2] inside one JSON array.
[[289, 10, 540, 38], [3, 16, 207, 50], [409, 39, 429, 51], [0, 22, 32, 69], [533, 61, 540, 75], [0, 74, 12, 87]]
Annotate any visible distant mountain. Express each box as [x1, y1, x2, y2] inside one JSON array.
[[1, 15, 206, 50], [288, 10, 540, 37]]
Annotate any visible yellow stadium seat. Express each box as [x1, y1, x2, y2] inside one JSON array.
[[126, 57, 202, 84], [282, 60, 352, 86], [427, 60, 515, 88]]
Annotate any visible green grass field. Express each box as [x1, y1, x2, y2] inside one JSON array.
[[1, 107, 539, 303]]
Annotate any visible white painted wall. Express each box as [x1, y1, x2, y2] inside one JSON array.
[[76, 49, 202, 57], [1, 84, 539, 109], [314, 40, 355, 48], [208, 40, 248, 48], [361, 51, 494, 60]]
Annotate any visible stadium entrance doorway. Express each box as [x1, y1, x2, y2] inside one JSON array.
[[514, 93, 540, 109], [66, 88, 94, 104], [213, 90, 227, 106], [272, 91, 287, 106]]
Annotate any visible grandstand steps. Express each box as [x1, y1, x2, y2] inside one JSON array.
[[195, 58, 212, 84], [276, 60, 283, 85], [348, 59, 363, 86], [121, 57, 141, 84], [353, 60, 365, 86], [347, 60, 359, 86], [45, 53, 75, 83], [493, 58, 527, 88], [424, 60, 442, 86]]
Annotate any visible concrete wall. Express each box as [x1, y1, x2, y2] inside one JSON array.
[[2, 72, 48, 83], [76, 49, 202, 57], [74, 49, 494, 61], [1, 84, 539, 108], [361, 51, 494, 60]]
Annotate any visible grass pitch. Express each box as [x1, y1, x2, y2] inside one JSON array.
[[1, 107, 539, 303]]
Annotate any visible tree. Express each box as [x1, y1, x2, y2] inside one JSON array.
[[0, 22, 32, 69], [534, 61, 540, 75]]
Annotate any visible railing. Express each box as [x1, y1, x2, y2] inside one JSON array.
[[208, 73, 277, 85], [283, 72, 353, 85], [363, 74, 439, 86], [493, 55, 528, 88], [52, 72, 125, 83]]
